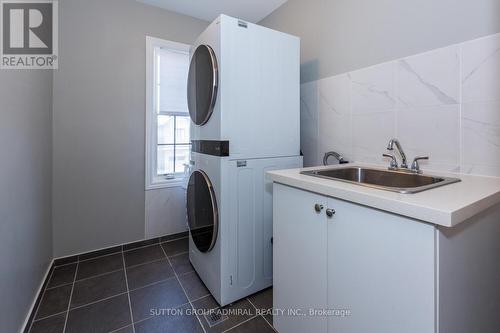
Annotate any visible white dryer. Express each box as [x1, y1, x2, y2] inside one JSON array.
[[187, 14, 300, 160], [187, 152, 302, 306], [186, 15, 302, 306]]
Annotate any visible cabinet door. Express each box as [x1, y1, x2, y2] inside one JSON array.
[[273, 183, 328, 333], [326, 197, 435, 333]]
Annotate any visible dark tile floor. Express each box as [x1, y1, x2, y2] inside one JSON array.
[[27, 236, 275, 333]]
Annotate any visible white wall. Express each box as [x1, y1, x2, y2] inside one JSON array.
[[260, 0, 500, 83], [52, 0, 208, 256], [145, 187, 188, 238], [300, 33, 500, 177], [0, 70, 53, 332]]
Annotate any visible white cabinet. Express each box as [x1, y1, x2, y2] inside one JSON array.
[[326, 195, 435, 333], [273, 184, 328, 333], [273, 183, 435, 333]]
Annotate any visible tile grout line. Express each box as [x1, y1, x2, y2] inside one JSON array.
[[131, 293, 212, 328], [159, 244, 207, 333], [31, 310, 68, 323], [262, 315, 277, 332], [68, 292, 129, 311], [54, 241, 158, 268], [47, 265, 126, 290], [108, 324, 134, 333], [53, 261, 78, 269], [221, 314, 259, 333], [121, 250, 137, 333], [45, 281, 74, 291], [164, 250, 189, 259], [161, 235, 189, 243], [53, 251, 122, 269], [122, 240, 160, 253], [176, 268, 200, 278], [62, 261, 79, 333], [125, 255, 169, 271], [159, 239, 186, 253], [71, 267, 125, 284], [246, 297, 277, 332], [27, 267, 56, 332], [245, 297, 257, 310], [121, 236, 188, 254], [77, 251, 123, 264], [126, 254, 170, 268], [128, 275, 177, 293]]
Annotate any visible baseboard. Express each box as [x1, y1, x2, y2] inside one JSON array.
[[21, 258, 54, 333], [52, 231, 189, 266]]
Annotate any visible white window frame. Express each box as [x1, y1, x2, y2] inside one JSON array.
[[145, 36, 191, 190]]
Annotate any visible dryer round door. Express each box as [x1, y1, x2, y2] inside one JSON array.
[[186, 170, 218, 252], [187, 45, 218, 126]]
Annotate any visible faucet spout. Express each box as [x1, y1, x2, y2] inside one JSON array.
[[387, 139, 408, 168], [323, 151, 348, 166]]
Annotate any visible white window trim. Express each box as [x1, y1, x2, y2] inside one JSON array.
[[145, 36, 191, 190]]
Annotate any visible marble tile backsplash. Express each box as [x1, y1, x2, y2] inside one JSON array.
[[300, 32, 500, 177]]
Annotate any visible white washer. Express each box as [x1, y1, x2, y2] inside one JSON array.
[[187, 14, 300, 160], [187, 152, 302, 306], [186, 15, 302, 306]]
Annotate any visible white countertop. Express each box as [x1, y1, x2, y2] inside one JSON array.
[[267, 163, 500, 227]]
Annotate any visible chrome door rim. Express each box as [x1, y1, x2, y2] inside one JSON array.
[[188, 44, 219, 126], [187, 169, 219, 252]]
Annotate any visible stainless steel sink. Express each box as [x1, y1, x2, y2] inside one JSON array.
[[300, 166, 461, 194]]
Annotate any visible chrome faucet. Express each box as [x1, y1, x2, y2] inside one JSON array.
[[323, 151, 348, 166], [386, 139, 408, 169], [383, 139, 430, 173], [382, 153, 398, 169], [410, 156, 429, 173]]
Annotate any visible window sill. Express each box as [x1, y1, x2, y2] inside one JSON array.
[[146, 177, 186, 190]]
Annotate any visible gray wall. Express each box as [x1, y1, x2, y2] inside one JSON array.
[[260, 0, 500, 83], [52, 0, 208, 256], [0, 71, 53, 332]]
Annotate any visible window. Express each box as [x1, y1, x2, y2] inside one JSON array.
[[146, 37, 191, 189]]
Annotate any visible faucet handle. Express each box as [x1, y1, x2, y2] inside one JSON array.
[[411, 156, 429, 173], [383, 154, 398, 169]]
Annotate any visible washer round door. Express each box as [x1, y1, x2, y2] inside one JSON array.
[[186, 170, 218, 252], [187, 44, 218, 126]]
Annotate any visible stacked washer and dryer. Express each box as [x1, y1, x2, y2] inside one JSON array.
[[186, 15, 302, 306]]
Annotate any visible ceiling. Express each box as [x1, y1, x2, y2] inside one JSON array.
[[137, 0, 288, 23]]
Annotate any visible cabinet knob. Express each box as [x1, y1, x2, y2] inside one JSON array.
[[326, 208, 336, 217], [314, 204, 324, 213]]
